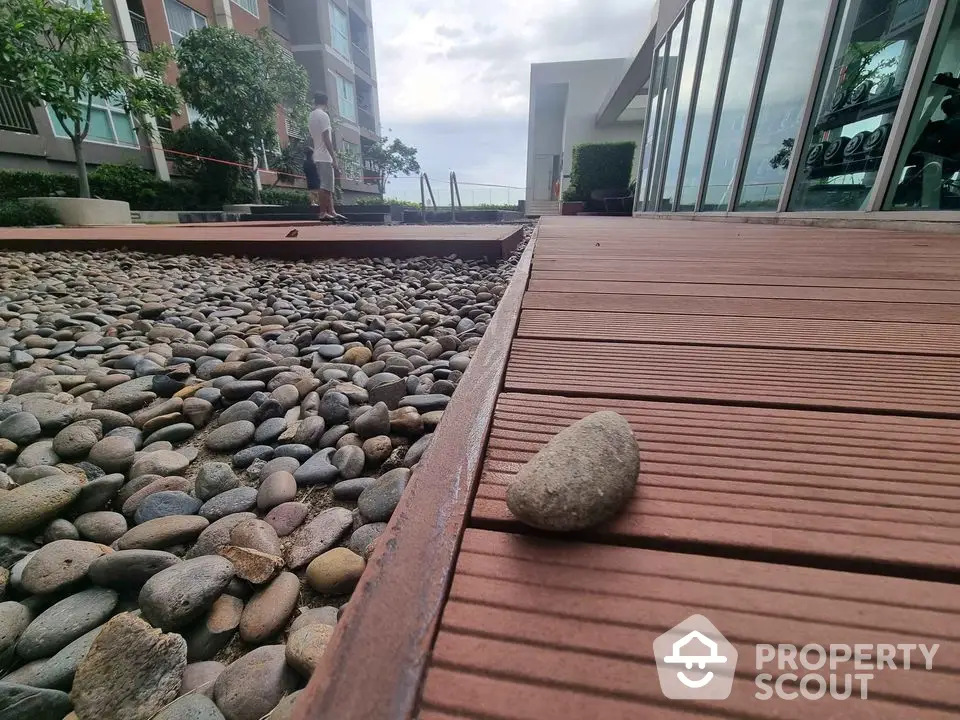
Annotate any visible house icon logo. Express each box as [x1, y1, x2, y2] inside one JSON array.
[[653, 614, 738, 700]]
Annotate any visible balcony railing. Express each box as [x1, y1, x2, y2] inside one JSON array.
[[269, 4, 290, 39], [362, 158, 379, 186], [0, 86, 37, 134], [129, 11, 152, 52], [352, 42, 371, 76], [358, 105, 376, 134]]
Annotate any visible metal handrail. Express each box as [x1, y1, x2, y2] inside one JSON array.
[[450, 171, 463, 222], [420, 173, 437, 224]]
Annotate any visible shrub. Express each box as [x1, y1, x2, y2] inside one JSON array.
[[0, 170, 77, 200], [166, 125, 241, 207], [0, 199, 59, 226], [360, 196, 415, 207], [232, 185, 310, 206], [566, 141, 636, 201]]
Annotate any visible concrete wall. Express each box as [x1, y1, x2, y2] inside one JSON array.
[[526, 59, 645, 203]]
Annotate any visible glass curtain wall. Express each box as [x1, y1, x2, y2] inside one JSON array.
[[735, 0, 834, 210], [646, 16, 687, 210], [788, 0, 932, 211], [635, 44, 667, 211], [659, 0, 708, 211], [676, 0, 737, 210], [885, 0, 960, 210], [701, 0, 774, 210]]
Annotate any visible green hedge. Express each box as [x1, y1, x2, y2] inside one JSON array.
[[0, 170, 78, 200], [566, 142, 636, 201], [0, 199, 60, 227], [0, 165, 310, 211]]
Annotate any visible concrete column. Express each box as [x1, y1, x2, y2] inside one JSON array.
[[110, 0, 170, 181], [212, 0, 235, 28]]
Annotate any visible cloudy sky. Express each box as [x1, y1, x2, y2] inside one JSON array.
[[369, 0, 654, 203]]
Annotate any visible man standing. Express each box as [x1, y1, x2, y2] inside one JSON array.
[[308, 93, 342, 220]]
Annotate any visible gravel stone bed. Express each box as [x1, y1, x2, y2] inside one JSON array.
[[0, 227, 528, 720]]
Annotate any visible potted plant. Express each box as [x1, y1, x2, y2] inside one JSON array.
[[561, 188, 585, 216]]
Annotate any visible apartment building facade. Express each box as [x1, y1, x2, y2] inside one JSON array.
[[0, 0, 383, 200]]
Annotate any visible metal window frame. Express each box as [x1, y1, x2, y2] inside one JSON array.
[[642, 40, 672, 210], [231, 0, 259, 18], [651, 11, 691, 211], [637, 41, 667, 210], [726, 0, 782, 212], [633, 45, 662, 211], [776, 0, 843, 212], [869, 0, 950, 210], [162, 0, 207, 47], [672, 0, 715, 212], [695, 0, 743, 211]]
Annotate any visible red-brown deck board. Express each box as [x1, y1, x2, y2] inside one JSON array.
[[297, 217, 960, 720], [518, 309, 960, 355], [0, 223, 522, 260], [421, 529, 960, 720]]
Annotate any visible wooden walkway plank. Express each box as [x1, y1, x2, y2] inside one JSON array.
[[526, 278, 960, 304], [0, 223, 523, 260], [518, 309, 960, 356], [470, 393, 960, 572], [530, 269, 960, 290], [523, 291, 960, 323], [504, 339, 960, 415], [421, 529, 960, 720]]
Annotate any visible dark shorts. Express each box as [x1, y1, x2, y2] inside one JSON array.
[[303, 159, 321, 190], [315, 162, 335, 192]]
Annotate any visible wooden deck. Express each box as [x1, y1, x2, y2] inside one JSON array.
[[0, 223, 523, 260], [294, 217, 960, 720]]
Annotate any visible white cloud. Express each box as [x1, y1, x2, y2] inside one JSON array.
[[371, 0, 653, 122], [368, 0, 655, 197]]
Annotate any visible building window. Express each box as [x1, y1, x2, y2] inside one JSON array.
[[659, 0, 707, 211], [335, 73, 357, 122], [734, 0, 833, 211], [47, 96, 139, 147], [0, 86, 37, 134], [788, 0, 932, 211], [330, 2, 352, 59], [700, 0, 775, 211], [885, 1, 960, 210], [646, 17, 685, 211], [339, 139, 362, 181], [636, 43, 666, 211], [164, 0, 207, 47], [231, 0, 259, 18], [676, 0, 736, 210]]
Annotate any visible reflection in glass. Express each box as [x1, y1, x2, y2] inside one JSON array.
[[735, 0, 832, 210], [701, 0, 774, 210], [659, 0, 707, 211], [789, 0, 931, 211], [885, 1, 960, 210], [636, 44, 666, 210], [648, 18, 686, 210], [677, 0, 736, 210]]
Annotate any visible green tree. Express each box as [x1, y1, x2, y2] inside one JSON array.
[[166, 125, 240, 207], [0, 0, 180, 198], [364, 136, 421, 196], [176, 27, 308, 203]]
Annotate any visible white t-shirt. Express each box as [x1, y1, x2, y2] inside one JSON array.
[[308, 107, 333, 163]]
